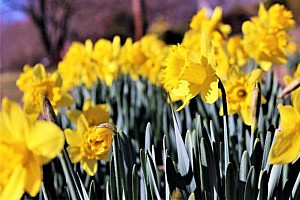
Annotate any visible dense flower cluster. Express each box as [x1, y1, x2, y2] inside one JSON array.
[[16, 64, 73, 118], [242, 3, 295, 71], [1, 3, 299, 199]]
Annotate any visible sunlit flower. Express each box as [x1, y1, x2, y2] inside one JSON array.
[[223, 69, 265, 125], [0, 98, 64, 200], [227, 35, 248, 68], [93, 36, 121, 86], [269, 89, 300, 164], [162, 32, 219, 111], [16, 64, 73, 118], [64, 115, 114, 176], [67, 99, 110, 126], [120, 34, 169, 85], [58, 40, 98, 90], [242, 3, 295, 71], [190, 7, 231, 37]]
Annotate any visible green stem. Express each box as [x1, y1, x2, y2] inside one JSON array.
[[218, 79, 230, 170]]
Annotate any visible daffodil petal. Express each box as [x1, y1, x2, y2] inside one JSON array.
[[200, 75, 219, 104], [67, 110, 82, 124], [26, 121, 64, 164], [24, 155, 41, 197], [67, 146, 82, 163], [269, 129, 300, 164], [0, 98, 28, 142], [248, 69, 262, 84], [292, 89, 300, 113], [81, 158, 98, 176], [77, 115, 89, 134], [278, 104, 297, 133], [0, 165, 26, 200], [239, 106, 251, 126], [56, 93, 74, 107], [65, 129, 82, 147]]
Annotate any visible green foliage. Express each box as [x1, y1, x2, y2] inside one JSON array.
[[26, 72, 300, 200]]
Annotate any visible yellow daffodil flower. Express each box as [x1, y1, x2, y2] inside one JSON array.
[[190, 7, 231, 37], [120, 34, 169, 85], [162, 32, 219, 111], [0, 98, 64, 200], [93, 36, 121, 86], [223, 69, 265, 125], [227, 35, 248, 68], [242, 3, 295, 71], [16, 64, 73, 118], [58, 40, 98, 90], [64, 115, 114, 176], [269, 89, 300, 164], [67, 99, 110, 126]]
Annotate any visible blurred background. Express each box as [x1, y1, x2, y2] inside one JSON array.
[[1, 0, 300, 101]]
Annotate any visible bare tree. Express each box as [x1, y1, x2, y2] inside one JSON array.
[[6, 0, 76, 66]]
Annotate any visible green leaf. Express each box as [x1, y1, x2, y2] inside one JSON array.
[[258, 170, 268, 200], [171, 106, 190, 176], [267, 165, 282, 200], [225, 162, 236, 200], [244, 166, 257, 200], [132, 164, 139, 200]]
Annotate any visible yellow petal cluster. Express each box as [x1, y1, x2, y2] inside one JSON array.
[[64, 115, 114, 176], [16, 64, 73, 118], [58, 36, 121, 90], [269, 89, 300, 164], [0, 98, 64, 200], [182, 7, 248, 81], [242, 3, 295, 71], [120, 34, 169, 85], [223, 69, 265, 125], [67, 99, 110, 126], [93, 36, 121, 86], [190, 7, 231, 37], [162, 32, 219, 111]]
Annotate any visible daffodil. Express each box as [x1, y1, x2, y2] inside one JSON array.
[[227, 35, 248, 68], [64, 115, 114, 176], [162, 32, 219, 111], [16, 64, 73, 118], [0, 98, 64, 200], [67, 99, 110, 126], [182, 7, 232, 81], [269, 89, 300, 164], [242, 3, 295, 71], [119, 34, 169, 85], [58, 40, 98, 90], [93, 36, 121, 86], [223, 69, 265, 125], [190, 7, 231, 37]]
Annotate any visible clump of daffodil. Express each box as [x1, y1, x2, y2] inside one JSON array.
[[64, 115, 114, 176], [16, 64, 73, 118], [227, 35, 249, 68], [189, 6, 231, 37], [0, 98, 64, 200], [269, 89, 300, 164], [162, 32, 219, 111], [182, 7, 233, 81], [120, 34, 169, 85], [67, 99, 110, 126], [242, 3, 295, 71], [222, 68, 265, 125], [93, 36, 121, 86], [58, 40, 98, 90]]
